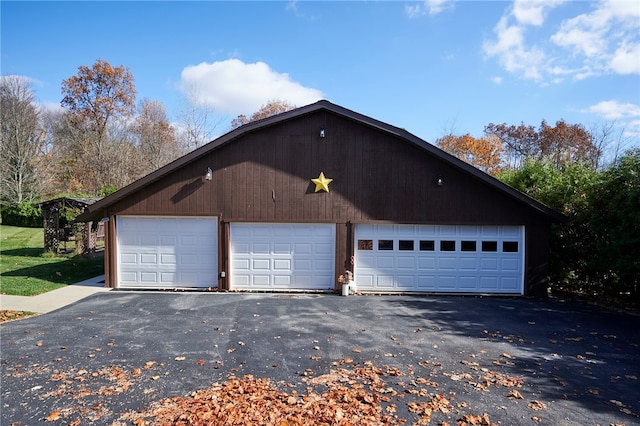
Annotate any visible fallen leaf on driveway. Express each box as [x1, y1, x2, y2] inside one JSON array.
[[528, 400, 546, 410], [45, 410, 61, 421], [508, 389, 523, 399], [457, 413, 495, 425], [174, 356, 186, 361]]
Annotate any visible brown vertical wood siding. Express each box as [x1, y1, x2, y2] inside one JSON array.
[[101, 109, 553, 294]]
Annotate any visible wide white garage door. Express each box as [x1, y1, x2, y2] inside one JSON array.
[[230, 223, 335, 291], [355, 224, 524, 294], [117, 216, 218, 288]]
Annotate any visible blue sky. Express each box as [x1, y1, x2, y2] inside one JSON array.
[[2, 1, 639, 152]]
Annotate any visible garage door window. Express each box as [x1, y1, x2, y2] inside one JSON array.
[[399, 240, 414, 251], [503, 241, 519, 252], [358, 240, 373, 250], [378, 240, 394, 250], [461, 241, 476, 252], [420, 240, 435, 251], [482, 241, 498, 252], [440, 240, 456, 251]]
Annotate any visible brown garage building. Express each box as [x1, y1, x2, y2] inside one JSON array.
[[78, 100, 562, 297]]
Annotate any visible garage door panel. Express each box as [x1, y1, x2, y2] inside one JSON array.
[[501, 258, 520, 271], [355, 224, 524, 294], [314, 259, 334, 270], [141, 253, 158, 264], [459, 276, 478, 289], [418, 257, 436, 269], [398, 257, 415, 269], [117, 217, 218, 288], [140, 235, 158, 245], [274, 275, 291, 286], [254, 243, 270, 254], [438, 276, 457, 289], [121, 253, 137, 264], [273, 259, 291, 270], [480, 277, 498, 290], [439, 257, 457, 270], [254, 275, 270, 286], [140, 272, 158, 283], [417, 275, 436, 289], [480, 258, 498, 271], [253, 259, 270, 270], [459, 257, 477, 270], [501, 277, 520, 291], [377, 256, 394, 268], [230, 223, 335, 291], [315, 243, 333, 254], [397, 275, 416, 288], [377, 275, 395, 288]]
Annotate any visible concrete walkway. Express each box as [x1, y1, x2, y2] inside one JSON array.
[[0, 275, 110, 313]]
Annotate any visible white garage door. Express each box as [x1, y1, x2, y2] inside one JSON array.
[[355, 224, 524, 294], [117, 216, 218, 288], [230, 223, 335, 291]]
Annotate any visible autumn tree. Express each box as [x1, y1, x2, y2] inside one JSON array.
[[436, 133, 504, 175], [485, 120, 600, 169], [0, 76, 44, 205], [231, 100, 296, 129], [59, 59, 136, 193], [131, 99, 182, 175]]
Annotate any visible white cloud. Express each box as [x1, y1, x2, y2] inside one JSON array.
[[586, 100, 640, 120], [405, 0, 454, 18], [609, 41, 640, 75], [485, 0, 639, 83], [491, 76, 503, 85], [179, 59, 324, 116], [513, 0, 564, 26], [482, 15, 547, 81]]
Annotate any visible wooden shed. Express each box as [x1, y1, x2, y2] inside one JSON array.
[[77, 101, 563, 296]]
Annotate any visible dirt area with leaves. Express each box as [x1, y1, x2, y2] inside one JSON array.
[[0, 310, 37, 323], [1, 293, 638, 425]]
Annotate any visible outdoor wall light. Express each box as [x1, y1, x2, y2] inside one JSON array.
[[320, 127, 325, 138], [437, 175, 443, 187], [205, 167, 213, 181]]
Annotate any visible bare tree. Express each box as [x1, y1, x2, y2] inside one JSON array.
[[588, 121, 635, 169], [0, 76, 44, 204], [176, 87, 225, 152], [485, 120, 601, 170], [131, 99, 183, 175]]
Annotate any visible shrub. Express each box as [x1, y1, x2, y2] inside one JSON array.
[[0, 201, 43, 228]]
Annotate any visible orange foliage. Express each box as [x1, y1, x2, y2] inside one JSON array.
[[231, 100, 296, 129], [436, 133, 504, 176]]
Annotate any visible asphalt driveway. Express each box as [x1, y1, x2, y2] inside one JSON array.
[[2, 292, 639, 425]]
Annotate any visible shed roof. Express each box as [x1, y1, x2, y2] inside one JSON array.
[[77, 100, 564, 222], [38, 196, 102, 210]]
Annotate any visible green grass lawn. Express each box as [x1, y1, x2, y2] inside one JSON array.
[[0, 225, 104, 296]]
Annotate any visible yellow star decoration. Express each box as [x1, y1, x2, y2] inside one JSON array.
[[311, 172, 333, 193]]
